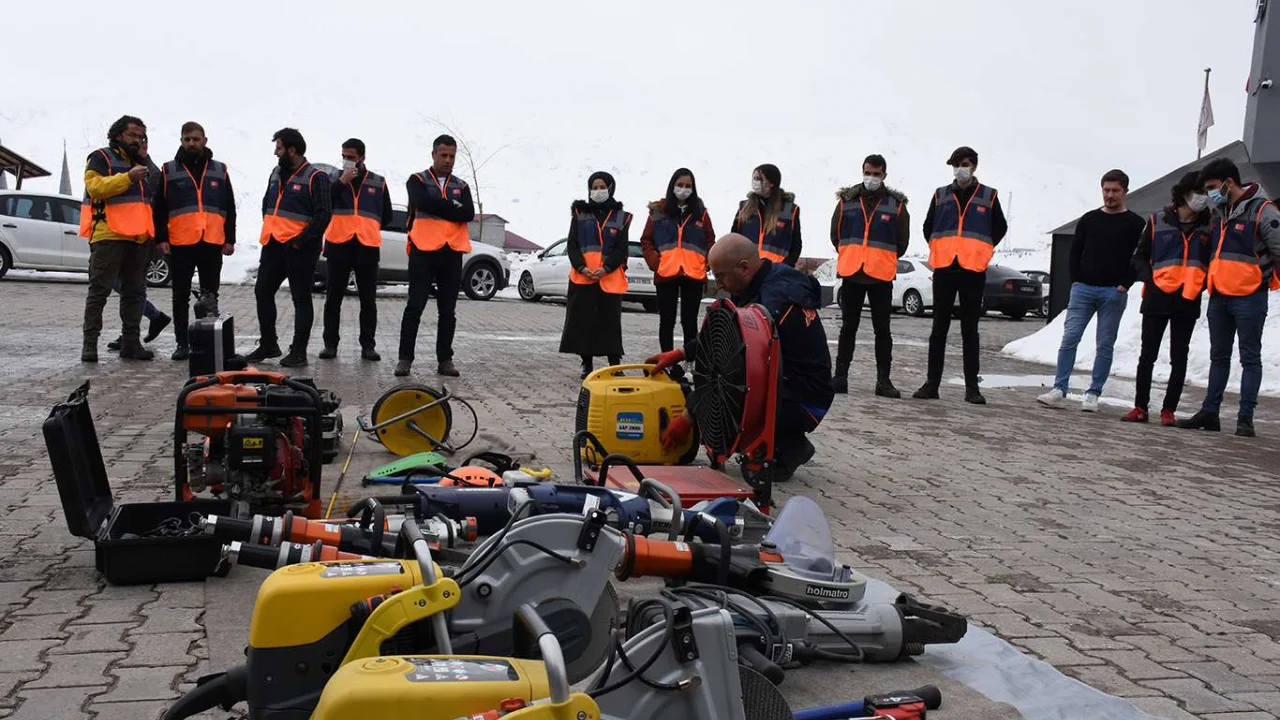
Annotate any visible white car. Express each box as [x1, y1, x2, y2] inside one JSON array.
[[516, 238, 658, 312], [834, 258, 934, 316], [0, 189, 171, 286], [313, 202, 510, 301]]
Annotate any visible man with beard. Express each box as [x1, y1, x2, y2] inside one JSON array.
[[152, 121, 237, 360], [79, 115, 156, 362], [244, 128, 331, 367]]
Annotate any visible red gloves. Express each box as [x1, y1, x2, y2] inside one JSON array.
[[662, 412, 694, 451], [645, 348, 686, 375]]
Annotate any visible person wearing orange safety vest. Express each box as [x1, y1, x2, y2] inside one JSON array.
[[731, 164, 802, 267], [152, 121, 237, 361], [560, 171, 633, 379], [244, 128, 332, 368], [913, 146, 1007, 405], [829, 154, 910, 399], [1178, 159, 1280, 437], [319, 138, 392, 363], [1121, 171, 1212, 427], [79, 115, 158, 363], [396, 134, 476, 379], [639, 167, 716, 360]]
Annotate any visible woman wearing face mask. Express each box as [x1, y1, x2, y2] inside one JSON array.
[[640, 168, 716, 357], [731, 164, 802, 266], [560, 171, 633, 379], [1123, 171, 1213, 426]]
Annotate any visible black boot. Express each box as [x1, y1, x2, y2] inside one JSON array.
[[580, 357, 593, 380], [875, 375, 901, 399], [362, 347, 381, 361], [107, 336, 122, 351], [171, 345, 190, 361], [318, 346, 338, 359], [831, 363, 850, 394], [118, 336, 155, 361], [245, 342, 283, 363], [145, 313, 172, 343], [964, 387, 987, 405], [1236, 415, 1256, 437], [1177, 410, 1221, 432], [912, 383, 939, 400], [280, 349, 309, 368]]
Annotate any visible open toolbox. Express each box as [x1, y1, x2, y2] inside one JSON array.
[[44, 380, 231, 585]]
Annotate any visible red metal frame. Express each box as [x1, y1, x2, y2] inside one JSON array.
[[704, 300, 780, 474]]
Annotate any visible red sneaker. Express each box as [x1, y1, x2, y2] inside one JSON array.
[[1121, 408, 1149, 423], [1160, 410, 1177, 426]]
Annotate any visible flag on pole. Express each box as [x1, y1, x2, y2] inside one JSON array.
[[1197, 78, 1215, 157], [59, 141, 72, 196]]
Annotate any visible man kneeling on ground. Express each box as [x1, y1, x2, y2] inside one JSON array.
[[647, 233, 834, 481]]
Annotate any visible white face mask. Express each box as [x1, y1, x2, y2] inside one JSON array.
[[751, 179, 764, 195], [863, 175, 883, 192], [342, 159, 357, 172], [673, 187, 693, 202], [1186, 193, 1209, 212], [954, 166, 973, 183], [589, 189, 610, 204]]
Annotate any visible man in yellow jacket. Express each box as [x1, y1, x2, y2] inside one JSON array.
[[79, 115, 157, 362]]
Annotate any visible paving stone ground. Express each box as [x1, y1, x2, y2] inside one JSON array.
[[0, 275, 1277, 719]]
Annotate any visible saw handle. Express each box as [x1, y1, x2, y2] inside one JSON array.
[[350, 499, 386, 552], [514, 604, 570, 705]]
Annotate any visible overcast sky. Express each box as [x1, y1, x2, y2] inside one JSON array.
[[2, 0, 1262, 259]]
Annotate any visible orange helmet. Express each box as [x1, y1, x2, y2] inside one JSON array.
[[439, 466, 501, 487]]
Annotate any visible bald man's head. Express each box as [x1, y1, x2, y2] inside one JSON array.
[[709, 233, 763, 295]]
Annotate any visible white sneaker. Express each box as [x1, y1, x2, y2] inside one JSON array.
[[1082, 393, 1100, 413], [1037, 389, 1068, 407]]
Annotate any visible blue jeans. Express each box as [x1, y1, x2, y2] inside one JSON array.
[[1053, 283, 1128, 396], [113, 278, 162, 320], [1202, 289, 1268, 417]]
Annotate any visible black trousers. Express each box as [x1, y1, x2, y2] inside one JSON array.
[[255, 239, 320, 352], [836, 278, 893, 376], [1135, 313, 1196, 412], [322, 241, 380, 350], [656, 276, 704, 352], [926, 269, 985, 389], [84, 240, 148, 341], [774, 396, 822, 473], [170, 242, 223, 346], [399, 247, 462, 362]]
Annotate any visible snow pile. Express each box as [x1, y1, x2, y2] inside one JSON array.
[[1002, 284, 1280, 397]]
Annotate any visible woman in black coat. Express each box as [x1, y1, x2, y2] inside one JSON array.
[[559, 171, 633, 378]]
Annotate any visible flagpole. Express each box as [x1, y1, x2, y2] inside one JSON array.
[[1198, 67, 1212, 160]]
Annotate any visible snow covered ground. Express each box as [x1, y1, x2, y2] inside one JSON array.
[[1003, 283, 1280, 398]]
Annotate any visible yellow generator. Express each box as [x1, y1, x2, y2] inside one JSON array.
[[575, 365, 698, 466]]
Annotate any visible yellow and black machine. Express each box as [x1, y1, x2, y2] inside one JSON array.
[[575, 365, 699, 466]]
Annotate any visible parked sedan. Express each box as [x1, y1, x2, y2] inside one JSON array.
[[1023, 270, 1051, 317], [516, 238, 658, 312], [982, 265, 1042, 320], [833, 258, 935, 316], [314, 204, 510, 301], [0, 189, 171, 287]]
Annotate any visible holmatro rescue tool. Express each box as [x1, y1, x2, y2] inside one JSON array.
[[165, 510, 627, 719], [310, 600, 795, 720]]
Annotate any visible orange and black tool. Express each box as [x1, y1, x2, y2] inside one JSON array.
[[227, 540, 371, 570], [203, 506, 475, 558]]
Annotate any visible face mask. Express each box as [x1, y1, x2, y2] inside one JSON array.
[[589, 189, 610, 204], [1207, 188, 1227, 207], [342, 159, 358, 172], [863, 175, 883, 192], [954, 167, 973, 183], [1186, 193, 1209, 212], [673, 187, 693, 201], [751, 179, 764, 195]]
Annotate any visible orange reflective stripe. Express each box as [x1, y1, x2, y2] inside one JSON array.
[[408, 170, 471, 252], [656, 211, 706, 279]]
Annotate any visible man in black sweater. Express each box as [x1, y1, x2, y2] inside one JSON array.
[[1037, 169, 1145, 412]]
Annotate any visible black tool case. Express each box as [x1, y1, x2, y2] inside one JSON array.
[[44, 381, 231, 585], [188, 315, 246, 378]]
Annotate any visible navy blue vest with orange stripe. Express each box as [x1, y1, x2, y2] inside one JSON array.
[[260, 162, 323, 244]]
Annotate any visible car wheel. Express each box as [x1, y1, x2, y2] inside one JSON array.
[[517, 271, 541, 302], [1004, 309, 1026, 321], [463, 261, 499, 301], [146, 255, 171, 288], [641, 298, 658, 314], [0, 245, 11, 279], [903, 289, 924, 317], [836, 286, 843, 309], [346, 270, 358, 296], [1040, 296, 1050, 317]]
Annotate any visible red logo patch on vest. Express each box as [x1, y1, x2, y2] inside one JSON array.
[[292, 184, 301, 191], [452, 188, 462, 196], [367, 187, 376, 194], [1235, 223, 1247, 232], [880, 213, 891, 221], [696, 221, 704, 228], [776, 221, 786, 228], [976, 206, 987, 214], [608, 227, 618, 235], [210, 180, 219, 187]]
